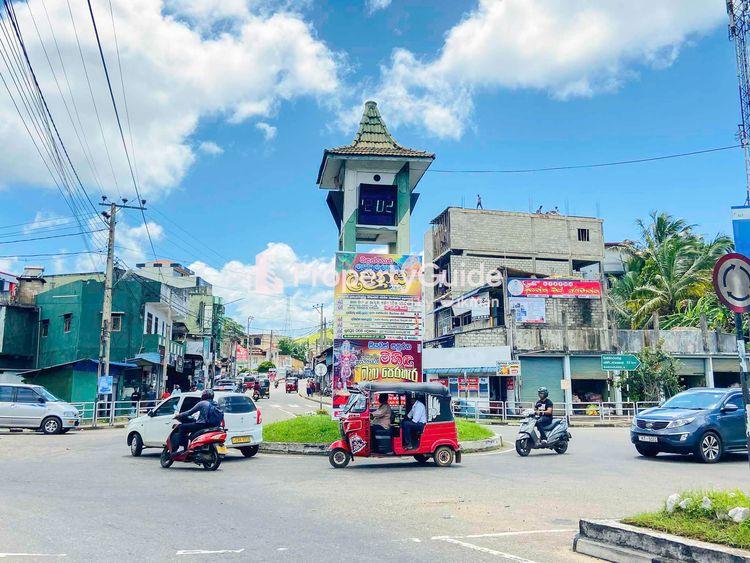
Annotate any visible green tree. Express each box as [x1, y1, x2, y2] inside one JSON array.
[[221, 317, 245, 341], [257, 361, 276, 373], [609, 212, 733, 330], [619, 344, 682, 402], [278, 337, 308, 362]]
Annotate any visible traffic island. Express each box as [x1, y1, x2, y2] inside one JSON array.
[[573, 490, 750, 562], [258, 414, 503, 456]]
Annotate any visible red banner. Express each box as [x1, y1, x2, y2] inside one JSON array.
[[507, 278, 601, 299], [235, 345, 248, 361]]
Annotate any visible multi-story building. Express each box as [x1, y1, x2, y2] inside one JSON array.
[[423, 207, 740, 413], [0, 269, 37, 382]]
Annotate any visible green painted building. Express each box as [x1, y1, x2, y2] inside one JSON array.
[[0, 304, 39, 379]]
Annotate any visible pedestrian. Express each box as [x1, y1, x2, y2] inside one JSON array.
[[145, 385, 156, 401], [172, 384, 181, 396], [130, 387, 141, 416], [476, 194, 483, 210], [161, 390, 171, 400]]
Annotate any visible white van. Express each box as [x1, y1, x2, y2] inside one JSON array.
[[0, 383, 81, 434], [126, 391, 263, 458]]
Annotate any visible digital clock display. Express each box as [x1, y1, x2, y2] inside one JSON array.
[[358, 184, 396, 226]]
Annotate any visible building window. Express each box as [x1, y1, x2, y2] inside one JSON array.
[[577, 228, 590, 242], [41, 319, 49, 337], [63, 314, 72, 333], [111, 314, 122, 332], [146, 312, 153, 334], [154, 315, 159, 335], [254, 337, 261, 346]]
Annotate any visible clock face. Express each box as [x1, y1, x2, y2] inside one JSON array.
[[358, 184, 396, 226]]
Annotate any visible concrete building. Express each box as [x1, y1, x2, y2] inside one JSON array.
[[423, 207, 741, 412]]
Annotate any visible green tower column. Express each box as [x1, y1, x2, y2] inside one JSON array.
[[394, 164, 410, 254]]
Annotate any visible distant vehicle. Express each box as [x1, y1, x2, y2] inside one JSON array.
[[213, 379, 235, 392], [0, 383, 80, 434], [630, 387, 747, 463], [127, 391, 263, 458], [285, 377, 298, 394], [257, 376, 270, 399], [242, 375, 257, 391]]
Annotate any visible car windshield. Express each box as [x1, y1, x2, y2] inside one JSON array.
[[34, 387, 61, 402], [343, 393, 367, 413], [661, 391, 726, 410]]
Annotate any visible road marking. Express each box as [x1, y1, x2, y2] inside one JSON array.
[[0, 554, 66, 559], [176, 549, 245, 555], [438, 538, 537, 562], [432, 528, 576, 540], [278, 409, 296, 416], [472, 447, 515, 456], [276, 548, 288, 551]]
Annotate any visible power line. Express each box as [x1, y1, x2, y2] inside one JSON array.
[[0, 249, 105, 259], [0, 228, 106, 244], [428, 144, 742, 174], [86, 0, 158, 265], [0, 212, 99, 230]]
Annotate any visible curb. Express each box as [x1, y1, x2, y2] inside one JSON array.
[[259, 433, 503, 456], [297, 390, 332, 407], [573, 519, 750, 562]]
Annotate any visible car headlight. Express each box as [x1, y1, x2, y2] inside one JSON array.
[[631, 418, 638, 428], [666, 417, 695, 429], [63, 410, 78, 417]]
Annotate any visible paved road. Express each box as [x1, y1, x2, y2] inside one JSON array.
[[0, 424, 747, 562], [257, 383, 318, 423]]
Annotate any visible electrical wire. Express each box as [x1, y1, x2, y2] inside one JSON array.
[[0, 228, 106, 244], [428, 144, 743, 174], [0, 249, 105, 258]]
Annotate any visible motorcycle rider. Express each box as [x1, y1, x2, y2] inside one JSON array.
[[171, 389, 223, 457], [535, 387, 554, 442]]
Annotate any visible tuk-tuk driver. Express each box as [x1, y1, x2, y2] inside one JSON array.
[[402, 394, 427, 449], [371, 394, 392, 432]]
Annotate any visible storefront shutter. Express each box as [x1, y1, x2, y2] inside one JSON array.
[[519, 357, 564, 404]]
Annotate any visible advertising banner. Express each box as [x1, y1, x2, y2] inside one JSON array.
[[235, 345, 248, 362], [732, 205, 750, 257], [509, 297, 546, 324], [452, 291, 491, 319], [332, 252, 424, 417], [332, 338, 422, 416], [507, 278, 601, 299]]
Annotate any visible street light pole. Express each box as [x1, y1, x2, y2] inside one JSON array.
[[734, 312, 750, 470]]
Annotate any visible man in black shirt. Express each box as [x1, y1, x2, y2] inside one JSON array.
[[535, 387, 554, 441]]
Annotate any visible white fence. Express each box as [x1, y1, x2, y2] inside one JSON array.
[[70, 400, 161, 427], [451, 400, 660, 423]]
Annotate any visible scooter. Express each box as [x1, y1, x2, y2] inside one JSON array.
[[515, 409, 571, 456], [160, 421, 227, 470]]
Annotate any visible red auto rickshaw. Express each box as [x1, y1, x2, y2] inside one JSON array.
[[285, 377, 298, 394], [328, 382, 461, 468]]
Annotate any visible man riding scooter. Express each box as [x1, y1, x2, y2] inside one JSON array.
[[171, 389, 223, 457], [535, 387, 554, 443]]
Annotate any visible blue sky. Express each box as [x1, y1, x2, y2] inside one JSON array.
[[0, 0, 744, 332]]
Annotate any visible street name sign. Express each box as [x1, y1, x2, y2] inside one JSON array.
[[713, 253, 750, 313], [601, 354, 640, 371]]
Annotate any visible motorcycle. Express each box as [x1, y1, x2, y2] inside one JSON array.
[[160, 421, 227, 471], [515, 409, 571, 456], [253, 389, 260, 401]]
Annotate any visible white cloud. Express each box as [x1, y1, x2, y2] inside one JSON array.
[[189, 242, 334, 331], [0, 0, 341, 197], [366, 0, 392, 15], [198, 141, 224, 155], [348, 0, 724, 138], [21, 211, 70, 234], [255, 122, 277, 141], [0, 258, 18, 274]]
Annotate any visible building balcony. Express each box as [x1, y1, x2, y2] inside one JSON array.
[[142, 334, 185, 359]]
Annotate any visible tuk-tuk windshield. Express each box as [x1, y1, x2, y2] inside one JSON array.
[[343, 392, 367, 414]]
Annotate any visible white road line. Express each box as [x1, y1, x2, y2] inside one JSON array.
[[433, 528, 576, 540], [176, 549, 245, 556], [439, 538, 537, 562], [0, 554, 66, 559], [278, 409, 296, 416]]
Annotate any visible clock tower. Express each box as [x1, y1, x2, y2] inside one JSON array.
[[316, 101, 434, 253]]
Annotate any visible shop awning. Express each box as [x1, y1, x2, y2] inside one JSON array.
[[127, 352, 162, 366]]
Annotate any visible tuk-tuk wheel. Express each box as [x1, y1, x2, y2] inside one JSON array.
[[329, 448, 351, 468], [433, 446, 455, 467]]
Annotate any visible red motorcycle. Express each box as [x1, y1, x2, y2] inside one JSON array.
[[160, 422, 227, 471]]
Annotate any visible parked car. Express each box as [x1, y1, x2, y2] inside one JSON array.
[[630, 387, 747, 463], [0, 383, 80, 434], [126, 391, 263, 458]]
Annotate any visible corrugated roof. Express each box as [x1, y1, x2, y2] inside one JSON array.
[[325, 101, 435, 159]]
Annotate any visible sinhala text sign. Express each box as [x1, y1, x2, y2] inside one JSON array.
[[333, 252, 423, 417]]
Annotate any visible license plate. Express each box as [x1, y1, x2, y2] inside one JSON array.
[[232, 436, 252, 444], [216, 445, 228, 454], [638, 435, 658, 443]]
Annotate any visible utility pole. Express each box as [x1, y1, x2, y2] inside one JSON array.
[[728, 0, 750, 203], [313, 303, 324, 399], [97, 196, 147, 406], [246, 315, 253, 371], [160, 287, 172, 396]]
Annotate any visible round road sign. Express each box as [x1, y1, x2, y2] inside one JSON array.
[[713, 253, 750, 313], [314, 363, 327, 377]]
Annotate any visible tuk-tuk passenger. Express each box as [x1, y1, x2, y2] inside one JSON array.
[[402, 394, 427, 449], [371, 394, 392, 432]]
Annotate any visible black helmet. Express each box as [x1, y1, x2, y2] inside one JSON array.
[[537, 387, 549, 399], [201, 389, 214, 401]]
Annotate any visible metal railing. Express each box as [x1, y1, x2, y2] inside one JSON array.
[[450, 399, 660, 423], [70, 399, 161, 427]]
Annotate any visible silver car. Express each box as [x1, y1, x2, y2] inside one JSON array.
[[0, 383, 80, 434]]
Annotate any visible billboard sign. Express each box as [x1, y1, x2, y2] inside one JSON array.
[[732, 206, 750, 257], [509, 297, 546, 324], [507, 278, 601, 299]]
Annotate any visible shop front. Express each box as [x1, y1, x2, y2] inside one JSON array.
[[518, 356, 564, 405]]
